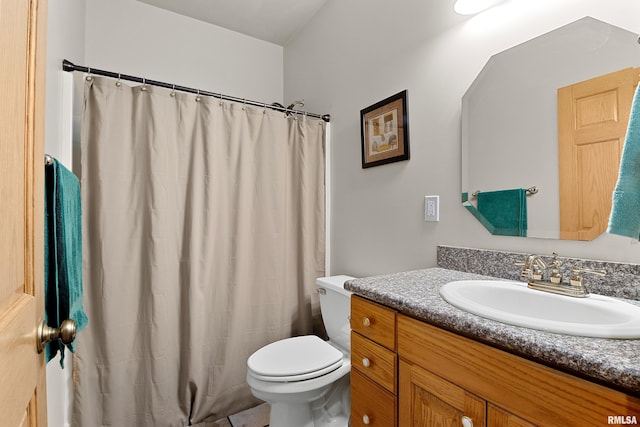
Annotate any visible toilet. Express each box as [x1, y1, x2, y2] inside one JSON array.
[[246, 275, 355, 427]]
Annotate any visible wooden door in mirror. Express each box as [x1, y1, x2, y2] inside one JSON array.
[[558, 67, 640, 240]]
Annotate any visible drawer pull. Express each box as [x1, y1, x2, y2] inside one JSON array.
[[363, 414, 371, 425], [362, 357, 371, 368], [363, 317, 371, 327], [462, 416, 473, 427]]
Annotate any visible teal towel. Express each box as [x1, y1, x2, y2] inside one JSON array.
[[45, 159, 88, 367], [476, 189, 528, 237], [608, 83, 640, 239]]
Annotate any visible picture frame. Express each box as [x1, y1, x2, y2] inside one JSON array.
[[360, 90, 410, 168]]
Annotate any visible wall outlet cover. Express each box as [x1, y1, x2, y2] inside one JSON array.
[[425, 195, 439, 222]]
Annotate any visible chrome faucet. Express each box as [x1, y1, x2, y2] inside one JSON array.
[[515, 253, 606, 298]]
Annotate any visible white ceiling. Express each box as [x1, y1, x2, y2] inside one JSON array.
[[137, 0, 329, 46]]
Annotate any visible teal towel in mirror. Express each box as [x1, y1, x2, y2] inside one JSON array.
[[45, 159, 88, 367], [476, 188, 528, 237], [608, 84, 640, 240]]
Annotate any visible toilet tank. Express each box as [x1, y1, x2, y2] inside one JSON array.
[[316, 275, 355, 352]]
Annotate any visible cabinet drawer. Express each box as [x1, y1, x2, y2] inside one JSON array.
[[351, 331, 397, 394], [351, 368, 397, 427], [351, 295, 396, 350]]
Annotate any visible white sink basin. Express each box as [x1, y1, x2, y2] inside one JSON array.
[[439, 280, 640, 338]]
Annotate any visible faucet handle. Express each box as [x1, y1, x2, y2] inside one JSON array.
[[571, 267, 606, 276], [514, 255, 531, 280], [513, 256, 528, 267], [529, 256, 546, 281], [570, 267, 606, 287], [515, 254, 545, 281]]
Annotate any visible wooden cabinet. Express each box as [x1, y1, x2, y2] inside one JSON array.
[[398, 314, 640, 427], [350, 295, 640, 427], [350, 296, 397, 426]]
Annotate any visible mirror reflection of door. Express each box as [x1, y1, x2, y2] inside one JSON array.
[[558, 67, 640, 240]]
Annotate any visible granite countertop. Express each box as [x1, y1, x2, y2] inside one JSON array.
[[345, 267, 640, 395]]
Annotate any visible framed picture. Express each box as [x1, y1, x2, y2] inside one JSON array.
[[360, 90, 410, 168]]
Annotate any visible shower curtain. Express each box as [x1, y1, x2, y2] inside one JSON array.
[[72, 76, 326, 426]]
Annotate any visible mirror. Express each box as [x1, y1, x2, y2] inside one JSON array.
[[461, 17, 639, 240]]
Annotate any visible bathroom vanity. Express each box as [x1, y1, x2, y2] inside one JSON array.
[[346, 267, 640, 427]]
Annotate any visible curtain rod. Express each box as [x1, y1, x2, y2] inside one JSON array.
[[62, 59, 330, 122]]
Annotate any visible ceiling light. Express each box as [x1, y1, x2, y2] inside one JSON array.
[[454, 0, 506, 15]]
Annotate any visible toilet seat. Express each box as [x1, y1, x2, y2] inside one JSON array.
[[247, 335, 343, 382]]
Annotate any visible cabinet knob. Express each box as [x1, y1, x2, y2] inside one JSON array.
[[363, 317, 371, 327], [363, 414, 370, 425], [362, 357, 371, 368], [462, 416, 473, 427]]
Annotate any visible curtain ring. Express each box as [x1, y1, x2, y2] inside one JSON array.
[[242, 98, 246, 110], [85, 67, 93, 82], [195, 89, 201, 102], [141, 78, 148, 91], [115, 73, 121, 87], [263, 102, 267, 114], [218, 92, 224, 106], [170, 84, 176, 97]]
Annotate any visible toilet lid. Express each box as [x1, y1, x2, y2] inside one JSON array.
[[248, 335, 343, 382]]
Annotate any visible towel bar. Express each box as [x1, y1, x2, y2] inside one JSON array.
[[472, 186, 538, 199]]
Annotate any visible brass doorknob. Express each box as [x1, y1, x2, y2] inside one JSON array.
[[37, 319, 77, 353]]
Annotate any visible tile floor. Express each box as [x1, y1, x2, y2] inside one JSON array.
[[214, 403, 270, 427]]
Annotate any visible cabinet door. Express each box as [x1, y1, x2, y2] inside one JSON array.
[[489, 404, 537, 427], [400, 360, 486, 427]]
